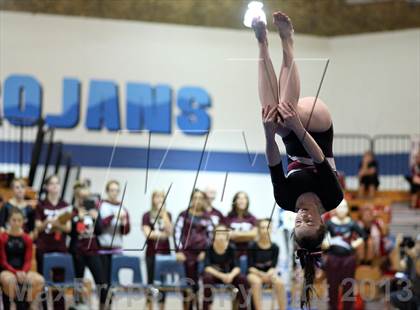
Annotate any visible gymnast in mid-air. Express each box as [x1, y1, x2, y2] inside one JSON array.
[[252, 11, 343, 308]]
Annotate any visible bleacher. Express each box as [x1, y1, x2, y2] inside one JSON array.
[[1, 115, 419, 309]]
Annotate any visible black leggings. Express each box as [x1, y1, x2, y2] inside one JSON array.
[[282, 125, 334, 161], [360, 174, 379, 189], [100, 254, 113, 305], [73, 254, 107, 305], [146, 255, 166, 303]]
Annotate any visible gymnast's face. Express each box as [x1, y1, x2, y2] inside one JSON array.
[[190, 191, 207, 212], [205, 186, 217, 205], [234, 192, 249, 211], [360, 206, 374, 225], [294, 193, 323, 238], [76, 188, 90, 207], [9, 212, 24, 230], [258, 219, 271, 238], [12, 180, 26, 200], [213, 225, 229, 245], [152, 191, 165, 209], [46, 176, 61, 196], [363, 151, 374, 163], [107, 182, 120, 202]]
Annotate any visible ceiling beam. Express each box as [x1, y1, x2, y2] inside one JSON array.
[[1, 0, 419, 36]]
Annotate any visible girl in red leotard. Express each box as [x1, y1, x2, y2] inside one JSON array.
[[0, 207, 44, 310]]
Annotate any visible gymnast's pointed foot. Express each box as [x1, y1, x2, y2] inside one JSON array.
[[252, 17, 268, 44], [273, 11, 294, 40]]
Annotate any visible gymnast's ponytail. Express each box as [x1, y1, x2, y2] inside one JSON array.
[[293, 224, 326, 309]]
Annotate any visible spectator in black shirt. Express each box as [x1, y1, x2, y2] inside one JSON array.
[[202, 224, 250, 310], [69, 182, 107, 309], [407, 150, 420, 209], [247, 219, 286, 310], [358, 151, 380, 198]]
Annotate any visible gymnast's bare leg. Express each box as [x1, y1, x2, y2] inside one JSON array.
[[273, 12, 332, 134], [253, 18, 290, 137]]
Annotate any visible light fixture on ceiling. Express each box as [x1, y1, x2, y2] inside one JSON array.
[[243, 1, 267, 28]]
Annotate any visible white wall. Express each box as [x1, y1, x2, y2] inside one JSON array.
[[0, 12, 419, 260], [328, 30, 420, 135], [1, 12, 418, 144]]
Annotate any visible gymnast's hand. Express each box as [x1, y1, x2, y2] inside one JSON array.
[[261, 105, 279, 138], [277, 101, 303, 132], [222, 273, 234, 284], [176, 252, 186, 262], [16, 271, 27, 284]]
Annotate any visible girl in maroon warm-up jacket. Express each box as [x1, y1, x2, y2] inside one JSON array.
[[35, 175, 71, 310], [174, 189, 214, 310]]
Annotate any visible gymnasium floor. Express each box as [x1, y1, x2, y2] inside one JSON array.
[[84, 292, 388, 310]]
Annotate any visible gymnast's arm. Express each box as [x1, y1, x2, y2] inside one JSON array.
[[314, 159, 344, 209], [262, 106, 293, 211], [278, 101, 324, 164], [262, 106, 281, 167]]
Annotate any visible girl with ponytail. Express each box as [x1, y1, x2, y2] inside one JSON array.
[[294, 225, 325, 309], [252, 10, 344, 308]]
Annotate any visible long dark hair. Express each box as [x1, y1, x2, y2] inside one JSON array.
[[228, 191, 250, 217], [188, 189, 208, 210], [293, 224, 326, 309]]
